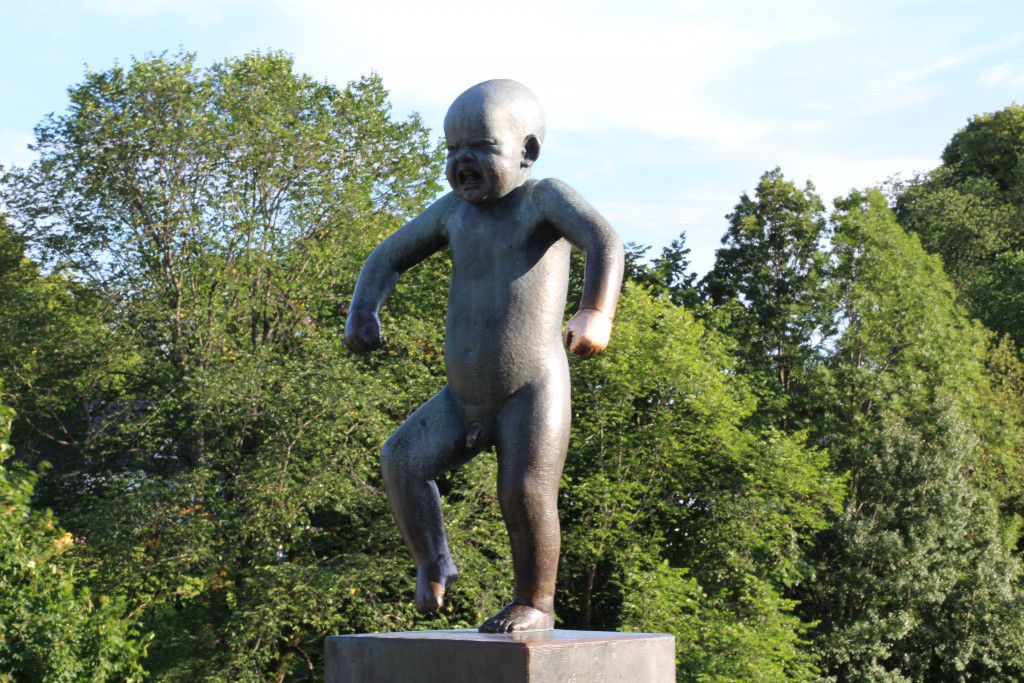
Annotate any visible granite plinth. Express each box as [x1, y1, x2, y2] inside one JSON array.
[[325, 629, 674, 683]]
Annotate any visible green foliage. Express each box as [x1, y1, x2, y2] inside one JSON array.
[[896, 105, 1024, 348], [701, 168, 834, 431], [942, 105, 1024, 194], [3, 50, 1024, 682], [1, 51, 463, 681], [697, 175, 1024, 679], [0, 215, 131, 474], [625, 232, 700, 308], [0, 389, 150, 681], [806, 190, 1024, 681], [561, 282, 843, 680], [0, 49, 851, 679]]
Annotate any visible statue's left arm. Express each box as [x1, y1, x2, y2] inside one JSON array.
[[536, 178, 625, 358]]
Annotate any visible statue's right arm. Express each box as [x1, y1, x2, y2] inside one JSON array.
[[345, 194, 455, 352]]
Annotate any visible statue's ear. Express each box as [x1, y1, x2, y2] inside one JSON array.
[[521, 135, 541, 168]]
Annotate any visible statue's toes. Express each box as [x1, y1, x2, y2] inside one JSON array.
[[415, 597, 438, 613], [415, 584, 443, 613]]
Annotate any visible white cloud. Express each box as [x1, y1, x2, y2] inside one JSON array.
[[808, 32, 1024, 117], [273, 0, 846, 151], [5, 0, 1015, 264], [778, 154, 938, 202], [979, 60, 1024, 87]]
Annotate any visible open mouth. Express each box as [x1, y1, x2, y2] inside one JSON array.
[[457, 168, 482, 189]]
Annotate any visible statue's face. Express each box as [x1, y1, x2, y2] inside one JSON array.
[[444, 109, 530, 205]]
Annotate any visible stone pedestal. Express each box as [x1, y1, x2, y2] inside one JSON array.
[[325, 629, 675, 682]]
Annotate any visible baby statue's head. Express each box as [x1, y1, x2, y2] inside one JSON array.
[[444, 79, 546, 204]]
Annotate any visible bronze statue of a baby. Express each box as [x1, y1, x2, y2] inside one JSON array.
[[345, 79, 624, 633]]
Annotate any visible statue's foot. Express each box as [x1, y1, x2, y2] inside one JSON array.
[[479, 601, 554, 633], [415, 563, 458, 613]]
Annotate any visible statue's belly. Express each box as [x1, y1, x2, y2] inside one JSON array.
[[444, 283, 568, 403], [444, 231, 571, 406]]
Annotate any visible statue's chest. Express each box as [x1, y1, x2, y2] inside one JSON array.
[[447, 215, 537, 278]]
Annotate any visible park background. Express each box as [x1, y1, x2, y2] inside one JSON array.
[[2, 1, 1024, 680]]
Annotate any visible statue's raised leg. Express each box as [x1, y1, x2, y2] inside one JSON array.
[[380, 385, 471, 612]]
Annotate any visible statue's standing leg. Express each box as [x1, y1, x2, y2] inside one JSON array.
[[380, 385, 471, 612], [480, 371, 571, 633]]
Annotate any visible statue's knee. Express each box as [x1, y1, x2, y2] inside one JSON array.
[[381, 435, 426, 485], [497, 481, 528, 511], [380, 438, 405, 483], [498, 474, 557, 514]]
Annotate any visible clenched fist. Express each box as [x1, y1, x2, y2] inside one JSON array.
[[345, 308, 382, 352], [563, 308, 612, 359]]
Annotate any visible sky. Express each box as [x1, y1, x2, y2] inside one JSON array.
[[2, 0, 1023, 274]]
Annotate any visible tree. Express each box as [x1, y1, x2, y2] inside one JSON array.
[[1, 51, 479, 681], [0, 387, 150, 681], [895, 105, 1024, 348], [10, 48, 1024, 682], [806, 190, 1024, 681], [1, 51, 852, 680], [559, 282, 843, 680], [701, 168, 834, 431], [942, 105, 1024, 195], [624, 232, 700, 308], [2, 50, 443, 470], [0, 213, 135, 479]]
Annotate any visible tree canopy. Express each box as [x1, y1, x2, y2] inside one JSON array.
[[1, 53, 1022, 681], [896, 104, 1024, 349]]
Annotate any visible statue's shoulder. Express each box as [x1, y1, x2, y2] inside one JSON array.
[[417, 191, 462, 235], [428, 190, 462, 216], [530, 177, 589, 216], [532, 177, 583, 202]]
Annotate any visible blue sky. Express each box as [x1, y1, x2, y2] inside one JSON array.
[[2, 0, 1023, 273]]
